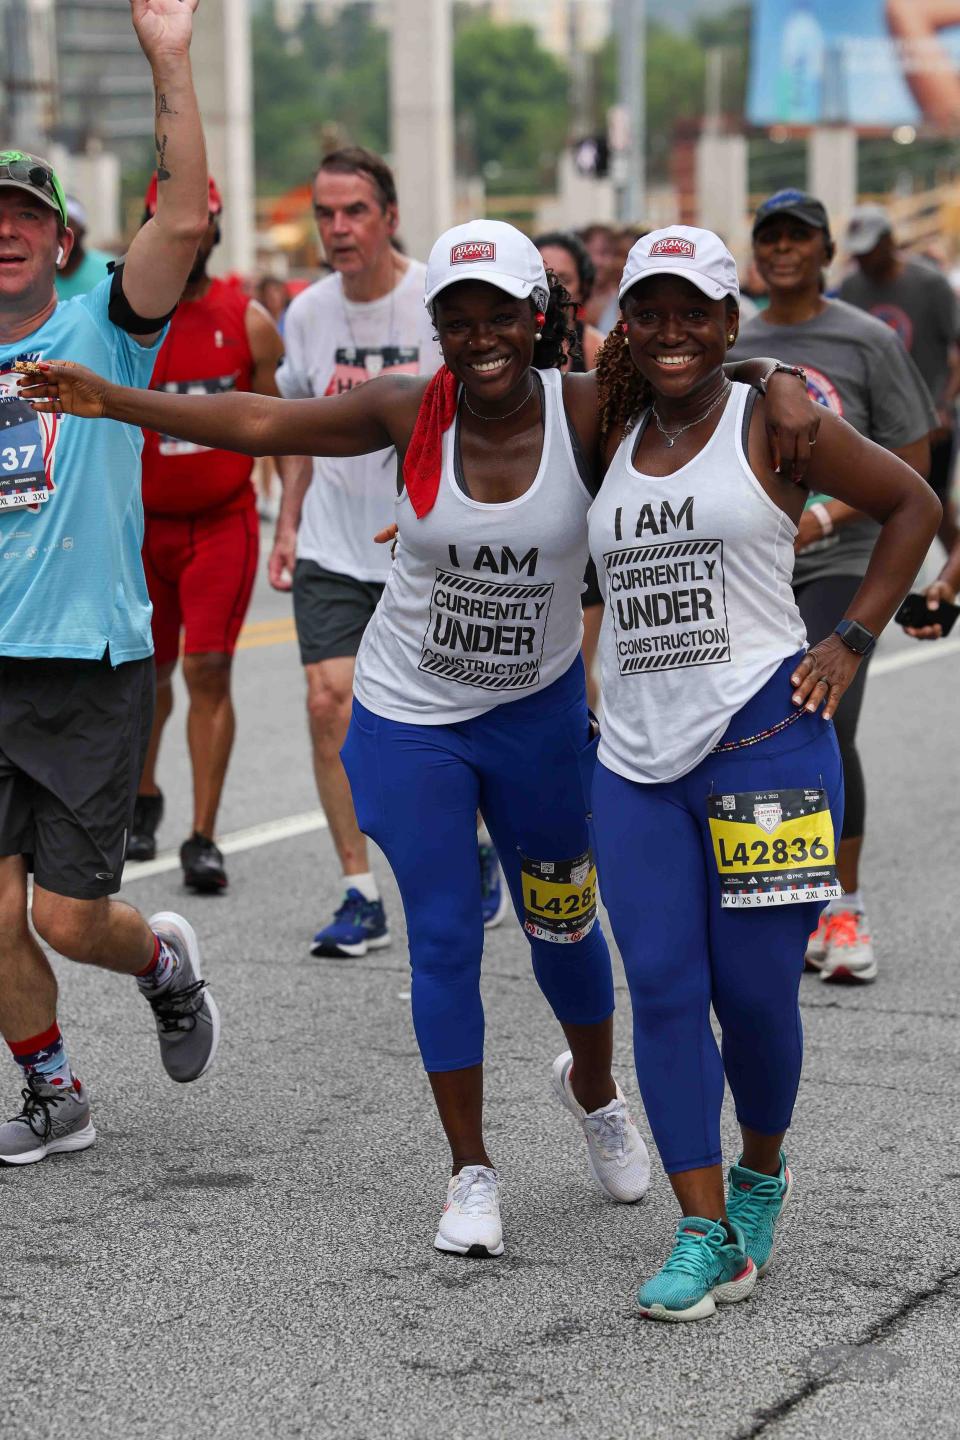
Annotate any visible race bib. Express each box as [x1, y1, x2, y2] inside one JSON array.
[[707, 787, 841, 909], [0, 396, 49, 509], [520, 850, 597, 944]]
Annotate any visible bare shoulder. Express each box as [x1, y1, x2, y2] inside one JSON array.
[[561, 369, 600, 439]]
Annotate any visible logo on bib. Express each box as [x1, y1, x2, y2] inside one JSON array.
[[753, 802, 783, 834], [649, 236, 696, 258], [451, 240, 496, 265]]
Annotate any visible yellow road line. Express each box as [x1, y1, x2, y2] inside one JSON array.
[[236, 616, 297, 651]]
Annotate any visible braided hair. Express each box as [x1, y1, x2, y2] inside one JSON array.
[[595, 322, 650, 442], [532, 268, 579, 372]]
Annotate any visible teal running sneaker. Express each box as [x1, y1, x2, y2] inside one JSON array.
[[636, 1217, 756, 1322], [726, 1152, 793, 1275]]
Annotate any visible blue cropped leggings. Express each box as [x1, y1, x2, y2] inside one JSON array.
[[341, 658, 614, 1073], [591, 655, 844, 1175]]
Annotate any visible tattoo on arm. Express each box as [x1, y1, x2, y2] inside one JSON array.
[[155, 131, 171, 183], [156, 92, 177, 117]]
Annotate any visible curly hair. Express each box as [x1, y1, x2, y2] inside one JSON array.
[[532, 230, 596, 302], [595, 324, 650, 441], [533, 268, 579, 372]]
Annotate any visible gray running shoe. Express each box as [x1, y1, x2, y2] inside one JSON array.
[[147, 912, 221, 1082], [0, 1076, 96, 1166]]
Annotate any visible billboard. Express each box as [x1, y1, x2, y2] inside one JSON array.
[[747, 1, 960, 129]]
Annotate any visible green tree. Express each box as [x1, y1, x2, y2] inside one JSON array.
[[252, 6, 388, 195], [453, 20, 569, 193]]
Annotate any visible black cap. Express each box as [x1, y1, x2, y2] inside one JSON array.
[[752, 189, 831, 240]]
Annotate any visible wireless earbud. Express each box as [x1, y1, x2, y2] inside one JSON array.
[[56, 247, 64, 266]]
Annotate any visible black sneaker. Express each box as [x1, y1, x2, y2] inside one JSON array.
[[127, 791, 164, 862], [180, 832, 228, 893]]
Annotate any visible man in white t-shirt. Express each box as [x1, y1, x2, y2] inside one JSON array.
[[270, 149, 509, 955]]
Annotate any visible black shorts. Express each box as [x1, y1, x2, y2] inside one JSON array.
[[0, 655, 155, 900], [582, 557, 604, 610], [928, 433, 956, 506], [293, 559, 385, 665]]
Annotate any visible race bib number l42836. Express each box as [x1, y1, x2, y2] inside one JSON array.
[[707, 787, 841, 908]]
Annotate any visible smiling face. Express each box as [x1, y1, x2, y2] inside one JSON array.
[[752, 216, 830, 298], [313, 169, 397, 278], [621, 276, 735, 400], [0, 186, 67, 305], [433, 281, 537, 403]]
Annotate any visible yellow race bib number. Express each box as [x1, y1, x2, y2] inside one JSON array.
[[520, 850, 598, 944], [707, 787, 841, 909]]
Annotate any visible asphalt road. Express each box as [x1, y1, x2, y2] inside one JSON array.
[[2, 547, 959, 1440]]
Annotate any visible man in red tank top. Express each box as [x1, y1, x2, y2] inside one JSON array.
[[128, 176, 285, 891]]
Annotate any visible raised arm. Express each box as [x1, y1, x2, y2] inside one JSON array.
[[724, 357, 821, 481], [886, 0, 960, 129], [16, 360, 424, 460], [120, 0, 209, 340]]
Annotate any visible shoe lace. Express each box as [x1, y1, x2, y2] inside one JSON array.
[[451, 1167, 498, 1216], [11, 1082, 66, 1140], [727, 1173, 782, 1226], [333, 891, 367, 923], [584, 1100, 629, 1161], [827, 911, 864, 948], [661, 1223, 724, 1278], [149, 977, 207, 1032]]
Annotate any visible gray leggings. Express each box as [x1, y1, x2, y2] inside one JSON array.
[[793, 574, 870, 840]]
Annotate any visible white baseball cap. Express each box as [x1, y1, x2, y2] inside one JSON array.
[[424, 219, 549, 312], [846, 204, 892, 257], [618, 226, 740, 305]]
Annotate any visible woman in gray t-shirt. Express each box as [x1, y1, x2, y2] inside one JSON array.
[[732, 189, 935, 986]]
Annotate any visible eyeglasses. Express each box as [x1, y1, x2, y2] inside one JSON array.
[[0, 154, 67, 224]]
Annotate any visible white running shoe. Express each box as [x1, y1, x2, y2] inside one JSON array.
[[804, 912, 831, 971], [820, 910, 877, 984], [434, 1165, 504, 1257], [551, 1050, 651, 1202]]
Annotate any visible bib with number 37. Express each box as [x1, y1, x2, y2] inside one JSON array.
[[707, 787, 841, 909]]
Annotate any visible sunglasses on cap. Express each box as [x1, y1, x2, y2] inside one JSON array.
[[0, 151, 68, 226]]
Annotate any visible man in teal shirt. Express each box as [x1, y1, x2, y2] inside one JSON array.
[[0, 0, 221, 1168], [54, 196, 115, 301]]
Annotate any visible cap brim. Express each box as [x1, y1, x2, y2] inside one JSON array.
[[846, 228, 888, 256], [619, 264, 731, 304], [752, 206, 828, 238], [424, 269, 536, 309], [0, 179, 62, 222]]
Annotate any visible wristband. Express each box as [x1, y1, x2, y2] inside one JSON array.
[[758, 361, 808, 395], [809, 502, 833, 536]]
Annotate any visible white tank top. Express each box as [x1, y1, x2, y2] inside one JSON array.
[[588, 382, 807, 783], [355, 367, 593, 724]]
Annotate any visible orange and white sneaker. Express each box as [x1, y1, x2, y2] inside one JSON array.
[[804, 912, 832, 972], [820, 910, 877, 984]]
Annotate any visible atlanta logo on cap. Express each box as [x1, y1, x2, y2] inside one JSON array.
[[451, 240, 496, 265], [650, 237, 696, 258]]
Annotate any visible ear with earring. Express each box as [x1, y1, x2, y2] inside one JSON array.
[[621, 323, 629, 346], [534, 310, 545, 342]]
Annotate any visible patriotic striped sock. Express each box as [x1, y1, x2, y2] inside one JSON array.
[[7, 1022, 78, 1092]]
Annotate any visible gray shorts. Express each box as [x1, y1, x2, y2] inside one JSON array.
[[0, 655, 155, 900], [293, 560, 385, 665]]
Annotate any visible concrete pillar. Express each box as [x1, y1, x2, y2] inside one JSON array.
[[191, 0, 255, 277], [389, 0, 454, 262], [807, 126, 857, 234], [696, 133, 749, 256]]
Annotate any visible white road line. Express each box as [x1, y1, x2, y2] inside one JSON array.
[[117, 640, 956, 888], [120, 809, 329, 886], [871, 639, 960, 677]]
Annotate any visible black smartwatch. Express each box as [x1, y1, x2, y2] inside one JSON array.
[[835, 618, 876, 657]]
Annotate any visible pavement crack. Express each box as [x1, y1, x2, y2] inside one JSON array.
[[734, 1263, 960, 1438]]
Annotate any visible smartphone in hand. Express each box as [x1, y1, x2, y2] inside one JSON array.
[[895, 592, 960, 637]]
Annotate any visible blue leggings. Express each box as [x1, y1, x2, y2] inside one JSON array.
[[341, 658, 614, 1073], [591, 655, 844, 1175]]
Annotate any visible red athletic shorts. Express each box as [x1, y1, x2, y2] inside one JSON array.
[[142, 498, 259, 666]]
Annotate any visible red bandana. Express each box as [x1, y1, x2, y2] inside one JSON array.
[[402, 366, 458, 518]]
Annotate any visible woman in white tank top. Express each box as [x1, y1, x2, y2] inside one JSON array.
[[20, 223, 826, 1272], [586, 226, 940, 1321]]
